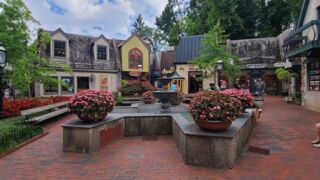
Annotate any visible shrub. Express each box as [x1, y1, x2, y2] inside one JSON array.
[[120, 80, 155, 96], [141, 91, 155, 103], [189, 91, 241, 122], [68, 90, 114, 115]]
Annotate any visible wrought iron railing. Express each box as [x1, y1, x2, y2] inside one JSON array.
[[0, 123, 43, 151], [284, 20, 320, 58]]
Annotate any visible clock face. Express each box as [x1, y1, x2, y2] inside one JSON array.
[[0, 51, 5, 63]]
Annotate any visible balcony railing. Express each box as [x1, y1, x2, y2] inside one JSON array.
[[284, 20, 320, 58]]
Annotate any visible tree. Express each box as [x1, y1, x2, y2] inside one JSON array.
[[235, 0, 259, 39], [130, 14, 164, 52], [155, 0, 183, 46], [192, 22, 240, 80], [0, 0, 71, 97], [181, 0, 243, 40]]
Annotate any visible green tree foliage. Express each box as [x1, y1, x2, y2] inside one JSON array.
[[182, 0, 243, 40], [130, 14, 164, 52], [155, 0, 182, 46], [235, 0, 259, 39], [0, 0, 72, 97], [192, 22, 241, 79], [275, 68, 296, 81], [168, 0, 303, 40], [0, 0, 37, 65]]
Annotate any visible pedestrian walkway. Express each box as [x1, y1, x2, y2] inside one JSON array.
[[0, 96, 319, 179]]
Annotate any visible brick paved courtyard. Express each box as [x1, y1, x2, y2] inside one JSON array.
[[0, 96, 320, 179]]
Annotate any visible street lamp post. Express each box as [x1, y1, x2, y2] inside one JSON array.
[[216, 59, 223, 90], [137, 64, 143, 96], [0, 43, 7, 117]]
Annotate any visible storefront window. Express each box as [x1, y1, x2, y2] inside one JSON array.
[[44, 77, 59, 95], [308, 62, 320, 91], [77, 77, 90, 92], [61, 76, 74, 94]]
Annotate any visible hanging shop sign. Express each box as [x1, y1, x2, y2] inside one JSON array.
[[246, 64, 267, 69], [273, 62, 286, 67]]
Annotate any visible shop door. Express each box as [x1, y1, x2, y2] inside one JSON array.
[[188, 72, 202, 94], [77, 77, 90, 92]]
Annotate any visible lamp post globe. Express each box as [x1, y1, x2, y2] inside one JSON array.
[[137, 64, 143, 96], [0, 43, 6, 65], [216, 59, 223, 71], [0, 43, 7, 117]]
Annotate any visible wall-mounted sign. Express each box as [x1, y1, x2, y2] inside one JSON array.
[[99, 75, 108, 90], [246, 64, 267, 69], [273, 62, 286, 67]]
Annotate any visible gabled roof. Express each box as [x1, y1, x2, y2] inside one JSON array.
[[118, 33, 150, 52], [93, 34, 110, 44], [51, 28, 69, 40], [296, 0, 310, 29]]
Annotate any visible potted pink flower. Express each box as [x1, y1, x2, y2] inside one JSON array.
[[189, 91, 241, 131], [141, 91, 155, 104], [68, 90, 114, 122], [221, 89, 254, 112]]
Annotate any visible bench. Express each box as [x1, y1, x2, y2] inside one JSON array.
[[20, 101, 69, 123]]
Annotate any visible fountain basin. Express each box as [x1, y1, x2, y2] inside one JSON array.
[[153, 91, 178, 113]]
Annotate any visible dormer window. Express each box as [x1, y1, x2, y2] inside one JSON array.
[[97, 45, 107, 60], [129, 48, 143, 69], [54, 40, 66, 57]]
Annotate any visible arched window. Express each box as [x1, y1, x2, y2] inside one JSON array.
[[129, 48, 143, 69]]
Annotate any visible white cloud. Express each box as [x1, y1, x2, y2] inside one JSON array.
[[24, 0, 167, 39]]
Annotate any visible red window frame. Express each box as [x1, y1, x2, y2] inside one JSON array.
[[128, 48, 143, 69]]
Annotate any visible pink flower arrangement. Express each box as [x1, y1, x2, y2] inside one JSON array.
[[68, 90, 114, 117], [221, 89, 254, 109], [189, 91, 241, 122], [141, 91, 155, 103]]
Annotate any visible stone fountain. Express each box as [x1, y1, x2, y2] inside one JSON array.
[[153, 75, 178, 113]]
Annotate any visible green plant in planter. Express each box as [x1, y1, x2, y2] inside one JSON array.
[[170, 92, 184, 105], [275, 68, 296, 81]]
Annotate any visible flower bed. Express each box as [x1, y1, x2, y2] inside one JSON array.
[[3, 96, 71, 117], [120, 80, 155, 96]]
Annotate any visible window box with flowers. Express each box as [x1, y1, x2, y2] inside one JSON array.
[[68, 90, 114, 122], [189, 91, 242, 131]]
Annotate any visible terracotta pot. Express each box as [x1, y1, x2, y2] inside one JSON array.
[[194, 119, 232, 131], [143, 100, 154, 104], [77, 112, 107, 122]]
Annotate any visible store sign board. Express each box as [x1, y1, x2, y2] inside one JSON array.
[[246, 64, 267, 69], [273, 62, 286, 67]]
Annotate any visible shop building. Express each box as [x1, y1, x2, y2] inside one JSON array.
[[284, 0, 320, 112], [36, 28, 121, 96]]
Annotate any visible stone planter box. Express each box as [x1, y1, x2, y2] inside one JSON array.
[[62, 112, 255, 169]]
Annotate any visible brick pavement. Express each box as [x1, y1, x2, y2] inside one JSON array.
[[0, 96, 319, 179]]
